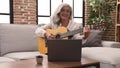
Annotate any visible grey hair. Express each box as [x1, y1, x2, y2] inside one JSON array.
[[50, 3, 73, 24]]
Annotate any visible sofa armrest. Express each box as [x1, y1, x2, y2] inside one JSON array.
[[0, 24, 38, 56], [101, 41, 120, 48]]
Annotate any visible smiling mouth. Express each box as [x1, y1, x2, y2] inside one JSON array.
[[62, 14, 68, 17]]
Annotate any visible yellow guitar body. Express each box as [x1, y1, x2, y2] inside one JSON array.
[[38, 27, 68, 54]]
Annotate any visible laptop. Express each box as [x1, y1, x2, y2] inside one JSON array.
[[46, 39, 82, 62]]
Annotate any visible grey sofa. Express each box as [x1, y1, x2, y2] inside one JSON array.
[[82, 40, 120, 68], [0, 24, 41, 62]]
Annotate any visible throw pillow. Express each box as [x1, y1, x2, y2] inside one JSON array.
[[82, 30, 103, 47]]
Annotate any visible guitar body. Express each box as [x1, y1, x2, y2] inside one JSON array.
[[38, 27, 68, 54]]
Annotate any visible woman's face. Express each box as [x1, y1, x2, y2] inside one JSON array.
[[59, 6, 71, 21]]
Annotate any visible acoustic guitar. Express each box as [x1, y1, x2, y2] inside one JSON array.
[[38, 27, 83, 54]]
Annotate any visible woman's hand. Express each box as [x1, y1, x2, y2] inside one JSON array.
[[44, 32, 55, 39], [83, 25, 90, 39]]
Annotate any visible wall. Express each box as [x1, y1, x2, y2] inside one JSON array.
[[13, 0, 37, 24]]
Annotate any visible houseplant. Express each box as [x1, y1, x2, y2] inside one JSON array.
[[86, 0, 116, 30]]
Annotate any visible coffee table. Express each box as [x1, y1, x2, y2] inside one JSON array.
[[0, 58, 100, 68]]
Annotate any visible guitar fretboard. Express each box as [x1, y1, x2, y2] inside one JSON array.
[[56, 27, 83, 39]]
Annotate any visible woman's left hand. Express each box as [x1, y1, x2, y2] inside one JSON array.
[[83, 25, 90, 39]]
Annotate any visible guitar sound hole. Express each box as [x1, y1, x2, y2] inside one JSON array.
[[56, 34, 61, 39]]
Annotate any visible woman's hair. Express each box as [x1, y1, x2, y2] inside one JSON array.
[[50, 3, 73, 24]]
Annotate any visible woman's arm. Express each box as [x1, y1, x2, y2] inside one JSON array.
[[35, 23, 52, 37], [72, 25, 90, 40]]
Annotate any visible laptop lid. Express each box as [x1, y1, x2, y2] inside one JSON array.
[[47, 39, 82, 62]]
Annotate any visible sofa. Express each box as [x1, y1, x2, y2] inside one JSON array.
[[0, 24, 42, 62], [0, 24, 120, 68], [82, 39, 120, 68]]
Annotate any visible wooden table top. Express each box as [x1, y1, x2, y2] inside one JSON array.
[[0, 57, 99, 68]]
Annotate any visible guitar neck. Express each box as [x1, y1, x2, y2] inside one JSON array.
[[60, 28, 83, 38]]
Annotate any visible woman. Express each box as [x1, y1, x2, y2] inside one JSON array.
[[35, 3, 90, 54]]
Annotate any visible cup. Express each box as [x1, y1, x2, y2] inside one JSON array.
[[36, 55, 43, 64]]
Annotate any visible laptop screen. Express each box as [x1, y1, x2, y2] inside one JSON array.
[[47, 39, 82, 62]]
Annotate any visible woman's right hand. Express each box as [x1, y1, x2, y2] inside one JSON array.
[[44, 32, 55, 39]]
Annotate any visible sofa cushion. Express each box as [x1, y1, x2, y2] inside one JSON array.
[[82, 30, 103, 47], [82, 47, 120, 65], [111, 43, 120, 48], [0, 57, 15, 62], [102, 41, 120, 48], [3, 51, 41, 60], [0, 24, 38, 55]]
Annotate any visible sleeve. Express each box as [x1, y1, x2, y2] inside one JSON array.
[[70, 23, 87, 44], [35, 23, 52, 37], [70, 23, 84, 39], [72, 34, 86, 44]]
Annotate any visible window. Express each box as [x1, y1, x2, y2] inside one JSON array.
[[0, 0, 12, 23], [37, 0, 84, 24]]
